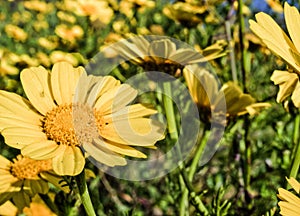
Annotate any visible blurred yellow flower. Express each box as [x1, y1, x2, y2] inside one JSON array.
[[183, 66, 270, 124], [249, 2, 300, 108], [4, 24, 28, 42], [55, 24, 84, 43], [38, 37, 59, 50], [0, 62, 164, 176], [278, 177, 300, 216], [163, 2, 208, 27], [63, 0, 114, 25], [110, 36, 224, 77], [49, 51, 86, 66], [0, 50, 19, 75], [23, 0, 53, 13], [57, 11, 76, 24], [0, 155, 51, 210]]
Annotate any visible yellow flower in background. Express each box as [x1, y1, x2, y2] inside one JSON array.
[[0, 62, 164, 176], [249, 2, 300, 108], [109, 36, 225, 77], [0, 155, 51, 210], [183, 65, 270, 124], [49, 51, 87, 66], [278, 177, 300, 216], [4, 24, 28, 42], [55, 24, 84, 44], [23, 0, 53, 13], [62, 0, 114, 25]]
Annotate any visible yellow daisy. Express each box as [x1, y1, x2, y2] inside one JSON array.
[[0, 62, 164, 176], [0, 155, 51, 210], [278, 177, 300, 216], [109, 36, 225, 77], [183, 65, 270, 124], [249, 2, 300, 107]]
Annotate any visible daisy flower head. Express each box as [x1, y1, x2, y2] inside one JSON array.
[[249, 2, 300, 108], [0, 62, 164, 176], [183, 65, 270, 125], [108, 35, 225, 80], [0, 155, 51, 210], [278, 177, 300, 216]]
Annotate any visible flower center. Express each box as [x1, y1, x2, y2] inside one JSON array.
[[10, 155, 52, 180], [43, 103, 100, 146]]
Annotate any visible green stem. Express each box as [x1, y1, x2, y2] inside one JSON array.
[[238, 0, 247, 91], [179, 130, 210, 216], [162, 82, 179, 141], [75, 170, 96, 216], [289, 114, 300, 179]]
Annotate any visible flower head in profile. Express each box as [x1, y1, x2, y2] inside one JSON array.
[[0, 62, 164, 176], [249, 2, 300, 108], [277, 177, 300, 216], [109, 36, 225, 78], [183, 65, 270, 125], [0, 155, 51, 210]]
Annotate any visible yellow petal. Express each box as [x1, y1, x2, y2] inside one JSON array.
[[21, 140, 62, 160], [51, 62, 84, 105], [100, 118, 165, 146], [1, 127, 47, 149], [278, 188, 300, 204], [0, 201, 18, 216], [86, 76, 121, 106], [0, 91, 41, 125], [249, 13, 300, 73], [20, 66, 56, 115], [227, 94, 255, 116], [149, 39, 176, 59], [103, 104, 157, 122], [74, 72, 101, 103], [171, 48, 205, 64], [278, 201, 300, 216], [270, 70, 298, 103], [0, 114, 41, 132], [52, 146, 85, 176], [112, 39, 145, 64], [287, 177, 300, 194], [94, 84, 137, 115], [83, 142, 127, 166], [284, 2, 300, 53], [94, 138, 146, 158]]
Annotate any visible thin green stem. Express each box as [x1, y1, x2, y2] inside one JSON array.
[[238, 0, 247, 91], [162, 81, 179, 141], [75, 170, 96, 216], [179, 130, 210, 216], [225, 20, 238, 83], [289, 113, 300, 179]]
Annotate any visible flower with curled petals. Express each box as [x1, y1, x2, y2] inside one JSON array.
[[0, 62, 164, 176], [249, 2, 300, 108]]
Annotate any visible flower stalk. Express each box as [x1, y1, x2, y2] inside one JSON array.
[[75, 170, 96, 216]]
